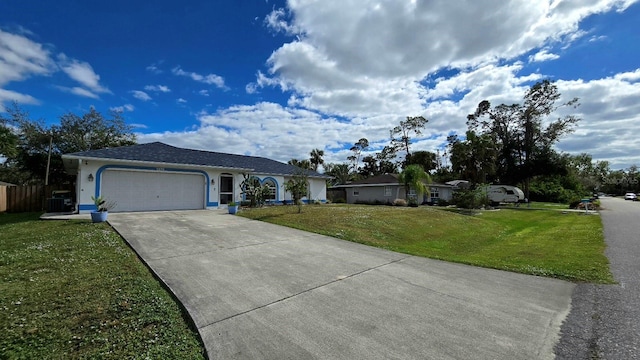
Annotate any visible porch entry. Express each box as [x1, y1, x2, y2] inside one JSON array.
[[219, 174, 234, 205]]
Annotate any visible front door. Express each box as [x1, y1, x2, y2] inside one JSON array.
[[219, 174, 234, 205]]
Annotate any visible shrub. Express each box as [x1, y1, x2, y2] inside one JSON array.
[[334, 198, 346, 204], [452, 187, 488, 209], [393, 198, 407, 206], [437, 199, 449, 207]]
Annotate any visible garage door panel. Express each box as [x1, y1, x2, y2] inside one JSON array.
[[102, 170, 205, 212]]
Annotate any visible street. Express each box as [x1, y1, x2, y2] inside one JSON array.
[[556, 197, 640, 359]]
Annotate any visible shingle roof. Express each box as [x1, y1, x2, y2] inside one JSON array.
[[63, 142, 329, 178]]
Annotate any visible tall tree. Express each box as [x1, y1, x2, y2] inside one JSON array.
[[398, 164, 431, 202], [467, 80, 580, 199], [309, 148, 325, 171], [447, 131, 497, 184], [0, 104, 137, 185], [347, 138, 369, 172], [357, 145, 398, 179], [54, 107, 136, 154], [405, 150, 437, 173], [390, 116, 428, 167]]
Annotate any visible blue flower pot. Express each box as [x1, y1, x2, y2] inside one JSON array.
[[91, 211, 108, 223], [228, 205, 238, 215]]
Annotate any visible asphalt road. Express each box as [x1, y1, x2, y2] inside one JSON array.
[[555, 197, 640, 359]]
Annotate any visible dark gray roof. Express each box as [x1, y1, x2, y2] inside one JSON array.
[[63, 142, 329, 178]]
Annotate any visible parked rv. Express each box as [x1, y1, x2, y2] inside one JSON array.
[[484, 185, 525, 205]]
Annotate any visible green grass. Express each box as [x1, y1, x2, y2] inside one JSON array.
[[239, 205, 613, 283], [0, 213, 205, 359]]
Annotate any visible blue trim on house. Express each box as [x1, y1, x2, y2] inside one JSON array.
[[93, 164, 214, 207], [79, 204, 97, 211]]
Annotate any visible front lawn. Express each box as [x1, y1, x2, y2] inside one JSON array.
[[239, 205, 613, 283], [0, 213, 205, 359]]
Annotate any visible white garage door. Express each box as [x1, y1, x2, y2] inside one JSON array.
[[101, 170, 205, 212]]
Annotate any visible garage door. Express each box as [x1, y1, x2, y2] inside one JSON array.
[[101, 170, 205, 212]]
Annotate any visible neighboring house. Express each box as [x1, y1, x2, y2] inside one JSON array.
[[332, 174, 455, 204], [62, 142, 329, 213]]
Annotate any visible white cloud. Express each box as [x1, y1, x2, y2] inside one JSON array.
[[172, 66, 226, 89], [57, 53, 110, 96], [198, 89, 209, 97], [0, 88, 39, 111], [0, 29, 55, 107], [110, 104, 135, 112], [177, 98, 187, 103], [131, 90, 151, 101], [260, 0, 634, 105], [130, 123, 148, 129], [144, 84, 171, 93], [529, 50, 560, 63], [0, 29, 54, 86], [146, 63, 162, 74], [139, 102, 352, 163]]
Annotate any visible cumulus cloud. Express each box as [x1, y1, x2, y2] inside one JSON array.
[[144, 84, 171, 93], [131, 90, 151, 101], [242, 0, 640, 167], [529, 50, 560, 63], [57, 53, 110, 96], [259, 0, 635, 104], [139, 102, 354, 163], [0, 29, 54, 107], [172, 66, 227, 89], [110, 104, 135, 112]]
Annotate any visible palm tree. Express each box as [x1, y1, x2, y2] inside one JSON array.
[[309, 148, 325, 171], [325, 163, 352, 186], [288, 158, 311, 170], [398, 164, 431, 203]]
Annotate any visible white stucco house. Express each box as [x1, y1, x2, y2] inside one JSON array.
[[332, 173, 455, 204], [62, 142, 329, 213]]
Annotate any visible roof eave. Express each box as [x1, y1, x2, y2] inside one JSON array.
[[61, 154, 254, 172]]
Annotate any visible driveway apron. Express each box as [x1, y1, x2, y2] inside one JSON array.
[[108, 210, 575, 360]]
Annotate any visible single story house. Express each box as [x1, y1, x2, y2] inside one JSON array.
[[62, 142, 329, 213], [332, 173, 455, 204]]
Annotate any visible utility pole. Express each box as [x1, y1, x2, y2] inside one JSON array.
[[45, 134, 52, 185]]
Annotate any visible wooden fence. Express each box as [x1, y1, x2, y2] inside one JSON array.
[[0, 185, 74, 213], [0, 186, 7, 212]]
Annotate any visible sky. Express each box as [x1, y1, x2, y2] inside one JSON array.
[[1, 0, 639, 171]]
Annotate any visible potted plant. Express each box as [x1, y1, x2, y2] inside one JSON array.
[[90, 195, 115, 223], [228, 201, 239, 215]]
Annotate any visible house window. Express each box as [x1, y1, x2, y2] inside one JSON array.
[[353, 190, 359, 197], [408, 188, 417, 199], [263, 179, 277, 202], [430, 187, 440, 203], [384, 186, 392, 197]]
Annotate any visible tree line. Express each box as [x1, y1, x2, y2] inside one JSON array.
[[0, 103, 136, 185], [292, 80, 638, 203]]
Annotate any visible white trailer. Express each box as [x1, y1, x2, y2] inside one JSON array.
[[485, 185, 525, 205]]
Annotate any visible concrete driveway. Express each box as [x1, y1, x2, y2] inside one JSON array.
[[108, 210, 575, 359]]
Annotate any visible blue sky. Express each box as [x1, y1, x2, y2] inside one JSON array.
[[1, 0, 639, 170]]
